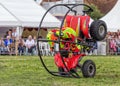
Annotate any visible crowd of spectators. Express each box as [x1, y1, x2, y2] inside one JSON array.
[[0, 29, 37, 56], [106, 30, 120, 55], [85, 29, 120, 55], [0, 29, 120, 56], [73, 29, 120, 55]]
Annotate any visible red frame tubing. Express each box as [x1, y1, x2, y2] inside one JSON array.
[[80, 16, 90, 38]]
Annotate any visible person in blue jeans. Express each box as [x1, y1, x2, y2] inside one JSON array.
[[88, 40, 98, 55], [18, 37, 25, 55]]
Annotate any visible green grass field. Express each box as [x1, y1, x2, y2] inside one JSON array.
[[0, 55, 120, 86]]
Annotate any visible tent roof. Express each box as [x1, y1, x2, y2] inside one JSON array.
[[101, 0, 120, 32], [0, 0, 60, 27], [0, 4, 20, 27]]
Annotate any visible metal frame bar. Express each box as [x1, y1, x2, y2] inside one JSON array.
[[37, 4, 93, 78]]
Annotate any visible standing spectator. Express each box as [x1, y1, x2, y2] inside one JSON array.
[[25, 35, 35, 55], [12, 28, 18, 38], [107, 31, 112, 39], [18, 37, 25, 55], [5, 30, 12, 39], [118, 32, 120, 39], [8, 29, 12, 38], [12, 28, 18, 43], [115, 35, 120, 54], [109, 37, 117, 55]]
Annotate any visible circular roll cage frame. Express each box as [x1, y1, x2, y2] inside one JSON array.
[[37, 4, 93, 78]]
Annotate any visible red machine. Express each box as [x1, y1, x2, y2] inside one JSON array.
[[37, 4, 107, 78]]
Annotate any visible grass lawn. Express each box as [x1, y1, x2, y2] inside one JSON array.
[[0, 55, 120, 86]]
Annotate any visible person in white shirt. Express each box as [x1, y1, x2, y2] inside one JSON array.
[[12, 29, 18, 39], [25, 35, 35, 55]]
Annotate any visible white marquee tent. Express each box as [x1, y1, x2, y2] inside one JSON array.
[[0, 0, 60, 28], [101, 0, 120, 32], [0, 4, 19, 27]]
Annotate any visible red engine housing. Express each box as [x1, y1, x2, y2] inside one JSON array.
[[64, 15, 90, 38], [54, 53, 85, 71]]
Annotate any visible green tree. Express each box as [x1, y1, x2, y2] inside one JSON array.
[[85, 4, 104, 20]]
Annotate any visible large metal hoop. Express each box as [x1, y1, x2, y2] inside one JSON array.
[[37, 4, 93, 78]]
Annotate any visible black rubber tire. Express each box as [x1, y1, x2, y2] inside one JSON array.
[[82, 60, 96, 78], [90, 20, 107, 41], [58, 67, 65, 75]]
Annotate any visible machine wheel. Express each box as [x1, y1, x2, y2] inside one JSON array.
[[82, 60, 96, 78], [90, 20, 107, 41]]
